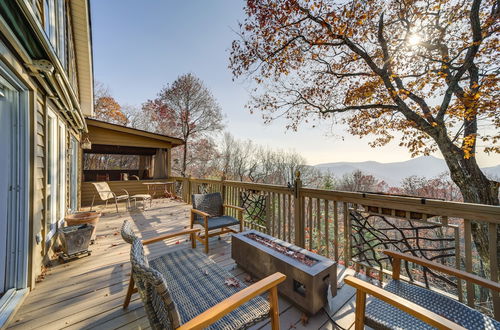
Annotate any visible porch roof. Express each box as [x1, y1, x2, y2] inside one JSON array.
[[85, 118, 184, 152]]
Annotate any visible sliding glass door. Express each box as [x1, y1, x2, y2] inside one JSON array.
[[0, 62, 29, 326]]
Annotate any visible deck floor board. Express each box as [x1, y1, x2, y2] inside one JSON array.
[[8, 199, 358, 330]]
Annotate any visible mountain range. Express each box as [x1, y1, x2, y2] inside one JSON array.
[[314, 156, 500, 186]]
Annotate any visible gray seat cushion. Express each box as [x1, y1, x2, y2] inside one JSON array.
[[150, 248, 270, 330], [194, 215, 240, 230], [365, 279, 500, 330]]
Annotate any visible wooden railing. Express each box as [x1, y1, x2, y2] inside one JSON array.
[[170, 173, 500, 320]]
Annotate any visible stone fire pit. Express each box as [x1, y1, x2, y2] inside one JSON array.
[[232, 230, 337, 315]]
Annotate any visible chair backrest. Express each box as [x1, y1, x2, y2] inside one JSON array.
[[121, 220, 139, 244], [191, 192, 223, 222], [92, 182, 114, 201], [130, 239, 181, 330]]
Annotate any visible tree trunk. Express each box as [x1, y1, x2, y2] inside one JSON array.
[[181, 143, 188, 178], [436, 134, 499, 279]]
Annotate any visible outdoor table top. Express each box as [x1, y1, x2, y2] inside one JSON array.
[[141, 181, 175, 185]]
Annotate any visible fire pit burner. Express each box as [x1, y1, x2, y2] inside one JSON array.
[[232, 230, 337, 315], [244, 233, 318, 266]]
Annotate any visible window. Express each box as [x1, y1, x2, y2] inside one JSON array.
[[46, 110, 66, 241], [57, 0, 66, 68], [43, 0, 57, 47], [70, 136, 78, 212]]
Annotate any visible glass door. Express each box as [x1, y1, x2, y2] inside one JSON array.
[[0, 61, 29, 329], [0, 76, 16, 296]]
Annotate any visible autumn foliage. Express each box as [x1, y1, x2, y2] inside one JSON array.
[[230, 0, 499, 206]]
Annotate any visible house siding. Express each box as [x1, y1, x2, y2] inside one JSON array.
[[0, 0, 92, 296]]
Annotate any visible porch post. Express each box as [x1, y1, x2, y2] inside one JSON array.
[[293, 171, 304, 247], [166, 148, 172, 177]]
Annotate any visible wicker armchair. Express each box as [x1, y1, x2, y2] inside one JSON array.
[[345, 250, 500, 330], [191, 192, 244, 253], [121, 220, 286, 330]]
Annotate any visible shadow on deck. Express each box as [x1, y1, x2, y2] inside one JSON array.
[[8, 199, 365, 330]]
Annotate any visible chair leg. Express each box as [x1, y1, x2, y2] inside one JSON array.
[[90, 195, 95, 211], [269, 286, 280, 330], [115, 199, 119, 213], [205, 227, 209, 254], [123, 274, 135, 309]]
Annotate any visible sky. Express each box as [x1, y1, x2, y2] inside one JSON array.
[[90, 0, 499, 168]]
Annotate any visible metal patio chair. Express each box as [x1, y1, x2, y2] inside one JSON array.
[[90, 182, 130, 213]]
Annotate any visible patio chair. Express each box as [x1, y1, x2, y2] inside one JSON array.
[[120, 220, 286, 330], [90, 182, 130, 213], [191, 192, 244, 253], [345, 250, 500, 330]]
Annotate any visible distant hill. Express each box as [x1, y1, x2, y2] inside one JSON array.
[[314, 156, 500, 186]]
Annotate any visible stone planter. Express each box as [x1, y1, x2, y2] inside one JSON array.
[[59, 224, 93, 256], [232, 230, 337, 315], [65, 211, 101, 242]]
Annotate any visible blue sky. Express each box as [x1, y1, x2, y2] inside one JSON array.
[[90, 0, 499, 167]]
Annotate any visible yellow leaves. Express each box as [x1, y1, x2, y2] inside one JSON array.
[[462, 134, 477, 159], [431, 122, 438, 127]]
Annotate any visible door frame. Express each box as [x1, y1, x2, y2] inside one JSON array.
[[0, 61, 30, 327]]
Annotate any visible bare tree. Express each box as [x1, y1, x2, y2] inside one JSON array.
[[142, 73, 224, 177]]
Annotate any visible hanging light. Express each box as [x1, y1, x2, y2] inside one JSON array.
[[81, 136, 92, 150]]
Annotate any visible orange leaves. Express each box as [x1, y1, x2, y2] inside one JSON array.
[[94, 96, 128, 125], [462, 134, 477, 159], [230, 0, 500, 160]]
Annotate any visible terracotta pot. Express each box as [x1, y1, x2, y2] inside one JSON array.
[[65, 211, 102, 242]]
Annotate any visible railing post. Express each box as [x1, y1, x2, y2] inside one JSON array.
[[221, 175, 227, 204], [293, 171, 304, 247], [183, 176, 192, 204]]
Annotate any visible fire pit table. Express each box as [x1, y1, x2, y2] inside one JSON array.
[[232, 230, 337, 315]]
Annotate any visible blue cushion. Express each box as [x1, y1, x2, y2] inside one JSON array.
[[365, 280, 500, 330], [194, 215, 240, 230]]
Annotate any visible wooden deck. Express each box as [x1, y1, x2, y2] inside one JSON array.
[[8, 199, 365, 330]]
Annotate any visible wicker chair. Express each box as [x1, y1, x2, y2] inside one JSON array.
[[191, 192, 244, 253], [121, 220, 286, 330], [345, 250, 500, 330]]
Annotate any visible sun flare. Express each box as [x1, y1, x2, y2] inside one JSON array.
[[408, 33, 422, 46]]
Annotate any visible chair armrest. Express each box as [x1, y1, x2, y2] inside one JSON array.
[[223, 204, 244, 212], [344, 276, 466, 330], [142, 228, 200, 245], [191, 209, 211, 218], [121, 189, 130, 196], [177, 272, 286, 330], [383, 250, 500, 292]]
